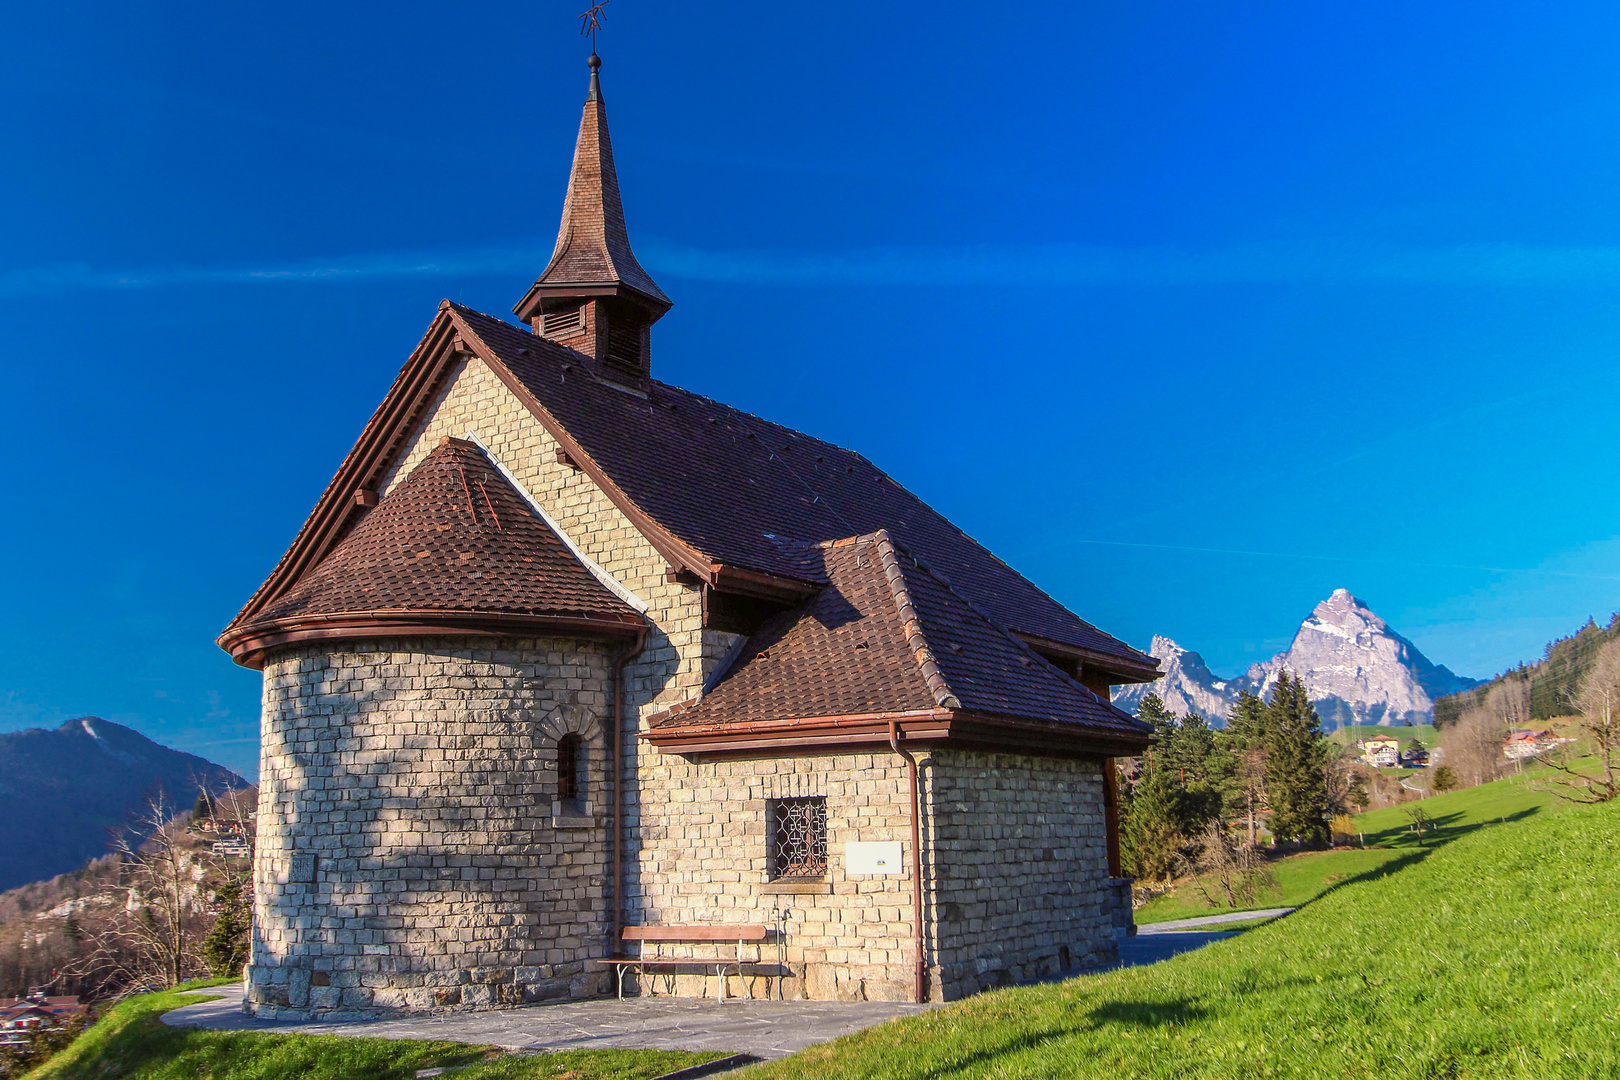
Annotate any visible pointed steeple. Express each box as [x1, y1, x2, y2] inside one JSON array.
[[515, 54, 669, 380]]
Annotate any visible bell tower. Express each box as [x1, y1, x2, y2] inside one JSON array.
[[514, 53, 671, 384]]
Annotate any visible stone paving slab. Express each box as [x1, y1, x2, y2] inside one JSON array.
[[162, 933, 1234, 1062]]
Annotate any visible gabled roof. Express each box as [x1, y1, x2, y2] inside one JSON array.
[[514, 57, 669, 321], [455, 307, 1157, 678], [644, 531, 1150, 755], [220, 437, 642, 667], [222, 303, 1158, 683]]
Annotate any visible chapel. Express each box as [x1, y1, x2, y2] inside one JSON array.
[[219, 52, 1158, 1018]]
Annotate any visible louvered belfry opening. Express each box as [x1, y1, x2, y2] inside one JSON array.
[[602, 307, 648, 379], [540, 303, 586, 340]]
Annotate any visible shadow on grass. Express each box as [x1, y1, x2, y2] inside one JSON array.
[[1365, 805, 1541, 852], [1086, 997, 1209, 1028], [1292, 806, 1542, 915], [906, 998, 1211, 1080]]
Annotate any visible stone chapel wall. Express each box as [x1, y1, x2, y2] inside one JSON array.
[[247, 637, 613, 1019], [924, 751, 1116, 999]]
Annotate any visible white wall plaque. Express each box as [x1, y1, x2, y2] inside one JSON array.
[[845, 841, 903, 876]]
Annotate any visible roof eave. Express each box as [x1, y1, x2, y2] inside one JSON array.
[[1014, 631, 1161, 684], [643, 707, 1152, 761], [219, 608, 646, 670], [512, 278, 672, 324]]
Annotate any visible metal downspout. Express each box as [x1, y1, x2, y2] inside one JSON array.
[[889, 719, 927, 1004], [611, 628, 648, 956]]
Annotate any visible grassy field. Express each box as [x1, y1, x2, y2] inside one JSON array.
[[27, 982, 720, 1080], [1135, 768, 1560, 924], [751, 795, 1620, 1079]]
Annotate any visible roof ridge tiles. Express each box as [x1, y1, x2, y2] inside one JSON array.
[[877, 529, 1139, 724], [870, 530, 961, 711]]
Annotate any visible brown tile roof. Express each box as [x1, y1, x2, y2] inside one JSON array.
[[651, 531, 1148, 746], [221, 437, 641, 664], [516, 61, 669, 316], [449, 304, 1155, 676]]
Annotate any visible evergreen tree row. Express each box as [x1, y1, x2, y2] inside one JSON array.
[[1118, 671, 1347, 883]]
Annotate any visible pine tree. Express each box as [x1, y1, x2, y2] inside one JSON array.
[[1264, 671, 1330, 846], [1119, 767, 1196, 883], [1135, 692, 1179, 767], [200, 879, 251, 978], [1217, 691, 1270, 845], [1118, 696, 1225, 879]]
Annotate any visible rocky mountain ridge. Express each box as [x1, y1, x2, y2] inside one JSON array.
[[1113, 589, 1480, 729], [0, 717, 245, 893]]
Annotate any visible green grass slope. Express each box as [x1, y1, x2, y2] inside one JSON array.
[[753, 796, 1620, 1079], [1136, 770, 1559, 925], [28, 982, 718, 1080]]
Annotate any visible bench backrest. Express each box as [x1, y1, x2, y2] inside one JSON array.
[[622, 925, 769, 943]]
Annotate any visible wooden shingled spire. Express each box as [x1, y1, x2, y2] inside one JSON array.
[[514, 50, 670, 383]]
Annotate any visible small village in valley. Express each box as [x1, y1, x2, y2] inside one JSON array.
[[0, 4, 1617, 1079]]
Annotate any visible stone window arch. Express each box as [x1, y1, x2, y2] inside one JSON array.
[[538, 705, 601, 827]]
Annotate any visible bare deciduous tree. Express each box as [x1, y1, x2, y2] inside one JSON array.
[[1547, 638, 1620, 803], [1178, 822, 1276, 910], [1323, 748, 1371, 819], [1438, 706, 1506, 788], [1487, 676, 1532, 730], [64, 793, 211, 995]]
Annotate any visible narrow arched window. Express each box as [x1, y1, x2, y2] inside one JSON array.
[[557, 733, 583, 809]]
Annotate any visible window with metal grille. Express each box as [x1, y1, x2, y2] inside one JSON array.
[[557, 733, 584, 809], [768, 797, 828, 879], [541, 305, 585, 338]]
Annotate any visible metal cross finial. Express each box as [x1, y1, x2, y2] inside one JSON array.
[[579, 0, 609, 54]]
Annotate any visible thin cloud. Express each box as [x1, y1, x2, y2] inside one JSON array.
[[640, 238, 1620, 289], [0, 246, 549, 298], [8, 238, 1620, 299]]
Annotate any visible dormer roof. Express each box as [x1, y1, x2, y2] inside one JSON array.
[[644, 531, 1151, 755]]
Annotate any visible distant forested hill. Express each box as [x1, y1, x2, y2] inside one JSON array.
[[0, 717, 244, 892], [1434, 613, 1620, 726]]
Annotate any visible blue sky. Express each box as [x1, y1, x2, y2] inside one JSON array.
[[5, 1, 1620, 778]]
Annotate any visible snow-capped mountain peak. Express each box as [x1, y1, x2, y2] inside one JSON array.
[[1112, 590, 1479, 729]]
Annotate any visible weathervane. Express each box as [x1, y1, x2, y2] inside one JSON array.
[[579, 0, 609, 55]]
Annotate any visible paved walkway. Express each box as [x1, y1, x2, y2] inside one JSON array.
[[163, 990, 926, 1060], [1135, 907, 1295, 933], [162, 932, 1236, 1061]]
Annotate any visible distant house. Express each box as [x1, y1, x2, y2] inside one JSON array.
[[1504, 729, 1560, 760], [0, 996, 86, 1046], [1359, 736, 1402, 768], [210, 837, 252, 859]]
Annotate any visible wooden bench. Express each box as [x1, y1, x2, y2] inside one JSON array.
[[604, 925, 771, 1001]]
